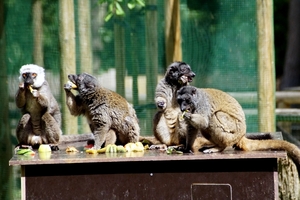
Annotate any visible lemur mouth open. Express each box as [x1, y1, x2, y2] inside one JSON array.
[[179, 75, 194, 85]]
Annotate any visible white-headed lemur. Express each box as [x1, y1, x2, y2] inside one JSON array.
[[15, 64, 62, 148]]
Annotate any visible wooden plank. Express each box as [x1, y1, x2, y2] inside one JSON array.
[[276, 91, 300, 105], [23, 159, 278, 199], [228, 91, 300, 106]]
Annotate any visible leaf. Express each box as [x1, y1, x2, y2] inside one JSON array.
[[127, 2, 135, 9], [136, 0, 145, 7], [98, 0, 107, 4], [108, 3, 114, 12], [115, 2, 125, 15], [105, 12, 113, 22]]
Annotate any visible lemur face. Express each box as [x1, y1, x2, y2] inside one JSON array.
[[67, 73, 98, 92], [165, 61, 196, 86], [19, 64, 45, 88], [177, 86, 197, 113]]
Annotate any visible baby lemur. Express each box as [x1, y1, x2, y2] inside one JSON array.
[[64, 72, 140, 149], [150, 61, 212, 150], [176, 85, 300, 165], [15, 64, 62, 147]]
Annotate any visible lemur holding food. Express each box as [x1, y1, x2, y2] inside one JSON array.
[[15, 64, 62, 148], [64, 72, 140, 149], [176, 85, 300, 166]]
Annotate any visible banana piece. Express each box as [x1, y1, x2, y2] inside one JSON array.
[[67, 81, 77, 89], [66, 146, 79, 152], [133, 142, 144, 152], [28, 85, 34, 93], [144, 144, 149, 150], [86, 149, 98, 154], [97, 147, 107, 153], [124, 143, 135, 152], [125, 142, 144, 152]]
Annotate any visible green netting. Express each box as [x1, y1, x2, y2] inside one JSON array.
[[2, 0, 266, 198], [180, 0, 259, 131], [182, 1, 258, 92], [4, 0, 260, 137]]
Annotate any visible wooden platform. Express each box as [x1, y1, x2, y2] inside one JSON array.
[[10, 134, 287, 200]]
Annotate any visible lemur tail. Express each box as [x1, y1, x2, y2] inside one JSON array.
[[237, 137, 300, 169]]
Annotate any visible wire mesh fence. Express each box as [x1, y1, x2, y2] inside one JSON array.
[[2, 0, 268, 198]]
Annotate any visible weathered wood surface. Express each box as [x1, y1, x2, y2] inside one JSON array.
[[9, 132, 286, 166], [9, 147, 287, 166], [278, 157, 300, 200]]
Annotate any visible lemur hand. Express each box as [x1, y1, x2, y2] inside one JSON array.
[[155, 97, 167, 110], [64, 81, 77, 91]]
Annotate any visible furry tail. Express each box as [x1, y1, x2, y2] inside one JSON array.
[[237, 137, 300, 167]]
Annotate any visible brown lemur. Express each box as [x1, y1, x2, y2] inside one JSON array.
[[176, 85, 300, 166], [15, 64, 62, 148], [64, 72, 140, 149], [147, 61, 213, 150]]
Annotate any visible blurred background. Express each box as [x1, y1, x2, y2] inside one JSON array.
[[1, 0, 299, 199]]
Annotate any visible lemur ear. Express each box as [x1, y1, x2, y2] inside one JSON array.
[[168, 65, 175, 72]]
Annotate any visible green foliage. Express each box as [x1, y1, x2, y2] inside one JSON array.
[[98, 0, 145, 21]]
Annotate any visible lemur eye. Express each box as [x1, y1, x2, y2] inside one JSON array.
[[180, 67, 187, 73], [32, 73, 37, 78], [185, 98, 190, 103], [22, 73, 27, 78]]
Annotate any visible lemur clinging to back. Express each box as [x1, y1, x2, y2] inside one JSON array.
[[148, 61, 213, 151], [146, 61, 272, 151]]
